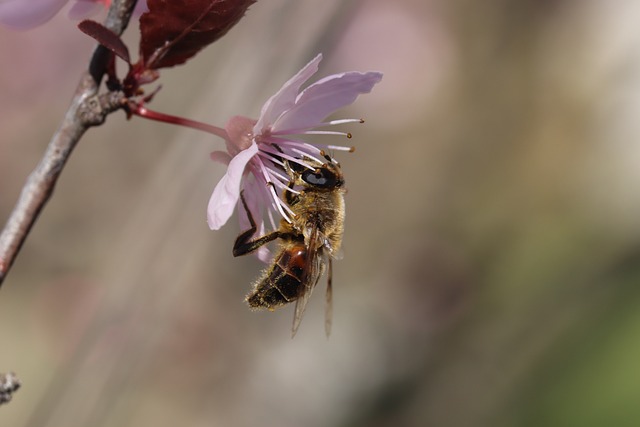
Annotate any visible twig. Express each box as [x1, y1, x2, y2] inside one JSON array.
[[0, 372, 21, 405], [0, 0, 137, 288]]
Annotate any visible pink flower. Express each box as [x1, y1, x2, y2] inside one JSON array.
[[0, 0, 147, 30], [207, 54, 383, 241]]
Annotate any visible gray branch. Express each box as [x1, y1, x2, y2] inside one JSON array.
[[0, 0, 137, 407], [0, 0, 137, 288]]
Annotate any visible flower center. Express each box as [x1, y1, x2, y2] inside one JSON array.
[[225, 116, 257, 154]]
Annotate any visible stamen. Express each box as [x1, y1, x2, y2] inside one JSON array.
[[267, 182, 292, 223], [259, 145, 309, 169], [269, 177, 294, 191], [287, 157, 315, 170], [281, 202, 296, 218], [266, 166, 290, 184], [262, 138, 329, 167], [253, 159, 290, 222], [265, 137, 325, 155], [255, 184, 278, 231], [254, 156, 289, 186], [272, 185, 295, 220], [262, 144, 286, 161], [318, 118, 363, 126], [273, 118, 363, 135], [299, 130, 351, 137], [324, 144, 355, 152], [290, 148, 324, 165], [282, 185, 301, 194], [258, 151, 286, 167], [253, 158, 275, 188]]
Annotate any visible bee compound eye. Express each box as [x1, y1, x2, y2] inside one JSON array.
[[302, 168, 338, 188], [302, 170, 328, 186]]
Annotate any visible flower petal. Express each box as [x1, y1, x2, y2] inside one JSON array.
[[207, 143, 259, 230], [253, 54, 323, 135], [237, 176, 272, 263], [237, 176, 261, 232], [0, 0, 69, 30], [210, 150, 232, 165], [255, 245, 272, 263], [272, 71, 383, 134]]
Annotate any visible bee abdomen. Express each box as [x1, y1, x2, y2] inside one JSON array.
[[246, 246, 307, 309]]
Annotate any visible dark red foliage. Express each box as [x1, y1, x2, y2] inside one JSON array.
[[77, 1, 255, 104], [139, 0, 256, 70], [78, 20, 131, 64]]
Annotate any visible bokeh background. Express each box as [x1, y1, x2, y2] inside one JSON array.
[[2, 0, 640, 426]]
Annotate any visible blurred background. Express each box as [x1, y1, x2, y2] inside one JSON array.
[[2, 0, 640, 425]]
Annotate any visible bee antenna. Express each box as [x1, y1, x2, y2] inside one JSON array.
[[319, 149, 340, 165]]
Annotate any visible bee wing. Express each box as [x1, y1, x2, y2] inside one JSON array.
[[291, 226, 324, 337], [325, 257, 333, 338]]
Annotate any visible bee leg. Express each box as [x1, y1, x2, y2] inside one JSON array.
[[233, 230, 282, 257], [284, 179, 300, 206], [233, 191, 291, 257]]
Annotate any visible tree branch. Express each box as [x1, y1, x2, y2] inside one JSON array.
[[0, 372, 21, 405], [0, 0, 138, 287]]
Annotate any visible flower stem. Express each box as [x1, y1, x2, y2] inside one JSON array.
[[132, 105, 227, 139]]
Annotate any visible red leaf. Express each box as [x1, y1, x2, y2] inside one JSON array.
[[139, 0, 255, 70], [78, 20, 131, 64]]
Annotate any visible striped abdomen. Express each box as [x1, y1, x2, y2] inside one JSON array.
[[246, 244, 308, 309]]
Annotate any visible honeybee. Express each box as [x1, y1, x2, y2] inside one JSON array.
[[233, 155, 346, 337]]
